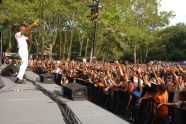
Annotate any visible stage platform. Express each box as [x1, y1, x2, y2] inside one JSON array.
[[0, 67, 129, 124]]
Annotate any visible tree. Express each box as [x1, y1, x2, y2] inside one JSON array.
[[0, 0, 175, 62], [156, 23, 186, 61], [93, 0, 173, 63], [0, 0, 37, 52]]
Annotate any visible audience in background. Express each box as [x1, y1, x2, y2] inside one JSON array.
[[8, 59, 186, 124]]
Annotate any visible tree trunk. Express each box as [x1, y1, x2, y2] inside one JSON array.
[[28, 40, 32, 53], [48, 44, 53, 60], [133, 44, 137, 64], [36, 47, 39, 59], [59, 31, 62, 59], [62, 31, 67, 60], [143, 44, 149, 64], [85, 38, 89, 57], [67, 13, 75, 60], [90, 47, 93, 62], [48, 29, 58, 60], [41, 37, 44, 59], [8, 24, 12, 52], [78, 35, 84, 57], [40, 23, 46, 59], [67, 27, 75, 60]]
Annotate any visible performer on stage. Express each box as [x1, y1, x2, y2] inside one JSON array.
[[15, 19, 39, 83]]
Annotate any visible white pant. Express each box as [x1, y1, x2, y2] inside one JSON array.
[[17, 47, 28, 80]]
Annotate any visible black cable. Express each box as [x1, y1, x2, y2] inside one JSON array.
[[26, 78, 82, 124]]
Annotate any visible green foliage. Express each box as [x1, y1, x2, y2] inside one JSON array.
[[155, 23, 186, 61], [0, 0, 181, 62]]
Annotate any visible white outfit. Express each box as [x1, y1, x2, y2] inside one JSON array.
[[54, 67, 62, 74], [15, 32, 28, 80], [83, 58, 87, 63]]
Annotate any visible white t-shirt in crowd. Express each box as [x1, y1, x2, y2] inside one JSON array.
[[54, 67, 62, 74], [15, 32, 28, 48], [83, 58, 87, 63]]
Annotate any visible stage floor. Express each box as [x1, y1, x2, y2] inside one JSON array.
[[0, 66, 129, 124]]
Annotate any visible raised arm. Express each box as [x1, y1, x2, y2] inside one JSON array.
[[177, 64, 185, 74], [21, 19, 39, 35], [137, 69, 142, 92], [171, 70, 181, 92], [107, 71, 118, 86], [142, 73, 151, 87], [157, 102, 176, 109], [152, 67, 161, 85], [116, 61, 124, 76]]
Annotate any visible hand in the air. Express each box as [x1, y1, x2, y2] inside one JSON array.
[[34, 19, 39, 26]]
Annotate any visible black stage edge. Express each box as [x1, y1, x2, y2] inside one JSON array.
[[25, 77, 82, 124]]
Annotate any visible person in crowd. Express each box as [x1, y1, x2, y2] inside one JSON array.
[[24, 59, 186, 123], [53, 63, 62, 85], [154, 83, 168, 124], [157, 91, 186, 124]]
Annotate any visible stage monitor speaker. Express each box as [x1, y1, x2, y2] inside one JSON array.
[[64, 83, 87, 100], [39, 74, 54, 84], [33, 67, 48, 75], [1, 63, 20, 76]]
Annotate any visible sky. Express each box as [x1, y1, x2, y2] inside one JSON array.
[[160, 0, 186, 25]]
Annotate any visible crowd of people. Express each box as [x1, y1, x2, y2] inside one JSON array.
[[7, 59, 186, 124]]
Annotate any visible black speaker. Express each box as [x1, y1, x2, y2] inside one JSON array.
[[39, 74, 54, 84], [1, 63, 20, 76], [64, 83, 87, 100], [33, 67, 47, 74]]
